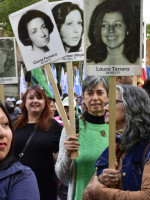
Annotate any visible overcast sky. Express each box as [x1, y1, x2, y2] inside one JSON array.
[[143, 0, 150, 22]]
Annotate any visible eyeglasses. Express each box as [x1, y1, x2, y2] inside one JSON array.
[[105, 100, 123, 106]]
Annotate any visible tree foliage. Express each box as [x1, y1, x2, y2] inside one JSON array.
[[146, 24, 150, 39], [0, 0, 59, 36]]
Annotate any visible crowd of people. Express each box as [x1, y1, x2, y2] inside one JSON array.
[[0, 75, 150, 200], [0, 0, 149, 199]]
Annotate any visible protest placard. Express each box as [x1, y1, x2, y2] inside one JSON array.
[[9, 0, 65, 71], [50, 0, 84, 63]]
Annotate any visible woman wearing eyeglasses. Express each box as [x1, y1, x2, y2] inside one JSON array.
[[13, 86, 63, 200], [83, 85, 150, 200]]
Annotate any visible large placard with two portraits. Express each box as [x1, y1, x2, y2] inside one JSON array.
[[84, 0, 143, 76], [9, 0, 65, 71]]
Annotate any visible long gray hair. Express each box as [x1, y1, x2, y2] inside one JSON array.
[[117, 85, 150, 152], [82, 76, 109, 95]]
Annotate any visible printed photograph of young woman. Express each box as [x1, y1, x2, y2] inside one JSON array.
[[18, 10, 54, 53], [9, 0, 65, 71], [50, 0, 84, 62], [84, 0, 142, 76], [0, 37, 18, 84]]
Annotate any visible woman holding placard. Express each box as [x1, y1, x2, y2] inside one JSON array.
[[86, 0, 139, 65], [83, 85, 150, 200], [52, 2, 83, 53], [55, 76, 109, 200]]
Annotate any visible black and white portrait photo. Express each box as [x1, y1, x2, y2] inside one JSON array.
[[84, 0, 142, 76], [9, 0, 65, 71], [50, 0, 84, 62], [0, 37, 18, 84]]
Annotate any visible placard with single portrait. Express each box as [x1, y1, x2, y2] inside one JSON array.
[[0, 37, 18, 84], [9, 0, 66, 71], [84, 0, 143, 76], [50, 0, 84, 63]]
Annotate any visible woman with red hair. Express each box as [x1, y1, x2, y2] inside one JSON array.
[[13, 86, 63, 200]]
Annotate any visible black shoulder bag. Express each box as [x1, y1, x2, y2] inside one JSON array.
[[18, 130, 36, 162]]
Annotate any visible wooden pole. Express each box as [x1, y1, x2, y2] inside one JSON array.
[[67, 62, 79, 159], [109, 77, 116, 169], [133, 76, 137, 86], [0, 85, 5, 105], [45, 64, 71, 136]]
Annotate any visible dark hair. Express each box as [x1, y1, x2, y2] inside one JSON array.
[[0, 39, 16, 72], [13, 86, 52, 131], [87, 0, 139, 63], [0, 101, 16, 169], [117, 85, 150, 152], [48, 97, 55, 103], [18, 10, 54, 47], [82, 76, 109, 95], [81, 76, 108, 127], [52, 2, 83, 52], [142, 78, 150, 98]]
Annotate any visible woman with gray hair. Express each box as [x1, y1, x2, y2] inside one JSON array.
[[83, 85, 150, 200], [55, 76, 109, 200]]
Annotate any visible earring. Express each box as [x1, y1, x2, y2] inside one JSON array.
[[127, 31, 129, 35]]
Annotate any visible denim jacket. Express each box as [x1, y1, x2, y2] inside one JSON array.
[[0, 162, 40, 200], [95, 141, 150, 191]]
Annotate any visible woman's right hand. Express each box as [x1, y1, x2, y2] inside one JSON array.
[[64, 134, 80, 157]]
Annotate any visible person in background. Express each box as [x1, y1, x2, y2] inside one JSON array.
[[55, 76, 109, 200], [83, 85, 150, 200], [116, 76, 133, 85], [0, 101, 40, 200], [48, 97, 57, 117], [142, 78, 150, 98], [11, 97, 16, 106], [5, 99, 18, 124], [14, 100, 22, 116], [80, 99, 87, 113], [13, 86, 63, 200], [62, 96, 77, 120], [74, 95, 82, 117], [54, 96, 77, 127], [52, 2, 83, 53], [116, 76, 141, 86], [48, 96, 69, 200]]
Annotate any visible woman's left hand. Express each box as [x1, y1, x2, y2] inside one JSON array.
[[98, 168, 121, 187], [82, 175, 100, 200]]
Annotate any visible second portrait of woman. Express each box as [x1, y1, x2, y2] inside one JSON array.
[[50, 0, 84, 62]]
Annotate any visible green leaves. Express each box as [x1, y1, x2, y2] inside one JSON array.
[[0, 0, 58, 36]]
